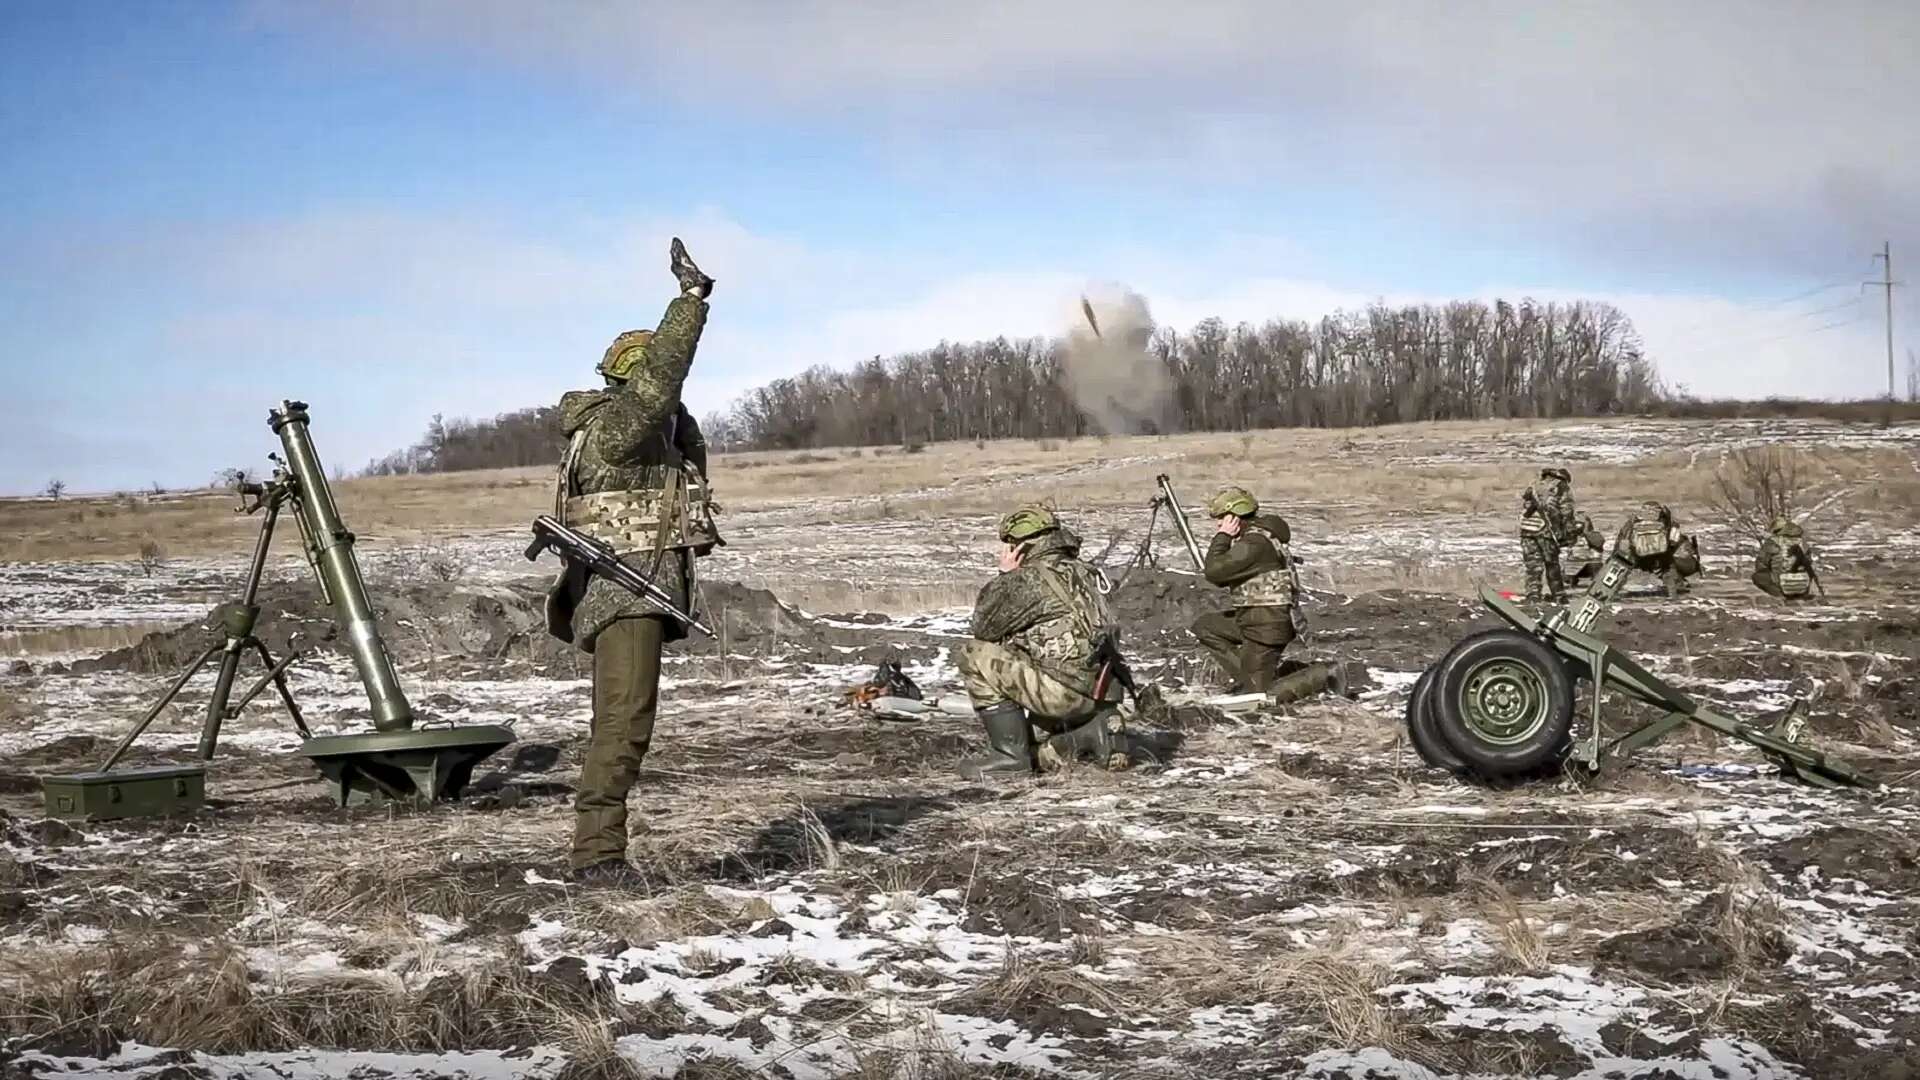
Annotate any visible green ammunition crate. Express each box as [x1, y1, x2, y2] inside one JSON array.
[[42, 766, 206, 821]]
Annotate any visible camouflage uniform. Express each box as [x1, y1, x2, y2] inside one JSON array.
[[957, 511, 1128, 777], [545, 241, 716, 874], [1616, 502, 1700, 597], [1752, 519, 1816, 600], [1191, 513, 1297, 692], [1518, 469, 1575, 602], [959, 527, 1119, 727]]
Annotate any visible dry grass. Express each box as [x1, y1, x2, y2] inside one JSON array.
[[13, 418, 1917, 563], [1126, 930, 1414, 1061], [0, 937, 656, 1072]]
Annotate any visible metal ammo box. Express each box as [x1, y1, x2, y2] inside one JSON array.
[[42, 766, 206, 821]]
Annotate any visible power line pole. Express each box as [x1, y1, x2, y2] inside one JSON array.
[[1869, 242, 1900, 427]]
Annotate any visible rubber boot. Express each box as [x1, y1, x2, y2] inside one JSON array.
[[957, 703, 1035, 779], [1037, 707, 1131, 772], [1264, 662, 1337, 706]]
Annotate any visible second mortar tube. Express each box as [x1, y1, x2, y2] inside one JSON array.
[[270, 400, 415, 732]]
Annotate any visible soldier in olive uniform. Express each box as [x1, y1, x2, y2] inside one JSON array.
[[544, 238, 718, 882], [1519, 468, 1576, 602], [1189, 487, 1338, 703], [1752, 516, 1818, 601], [956, 507, 1130, 779], [1617, 500, 1701, 597]]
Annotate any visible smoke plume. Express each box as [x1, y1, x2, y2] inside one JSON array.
[[1063, 284, 1178, 435]]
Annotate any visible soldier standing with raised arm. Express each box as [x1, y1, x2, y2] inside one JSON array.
[[544, 238, 716, 883]]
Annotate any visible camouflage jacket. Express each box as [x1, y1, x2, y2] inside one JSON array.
[[1203, 514, 1294, 609], [1754, 528, 1815, 593], [970, 528, 1113, 693], [549, 295, 710, 651], [1520, 482, 1575, 541]]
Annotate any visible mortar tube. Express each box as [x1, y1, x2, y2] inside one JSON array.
[[270, 401, 414, 733]]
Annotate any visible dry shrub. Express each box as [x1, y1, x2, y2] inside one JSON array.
[[1709, 444, 1830, 542]]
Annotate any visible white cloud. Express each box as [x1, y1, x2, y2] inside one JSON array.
[[284, 0, 1920, 276], [2, 201, 1907, 494]]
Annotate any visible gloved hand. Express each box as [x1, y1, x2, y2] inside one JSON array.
[[670, 237, 715, 299]]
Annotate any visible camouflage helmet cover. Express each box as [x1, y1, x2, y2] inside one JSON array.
[[998, 505, 1058, 543], [597, 329, 655, 381], [1769, 515, 1793, 533], [1206, 486, 1259, 518], [1542, 467, 1572, 483]]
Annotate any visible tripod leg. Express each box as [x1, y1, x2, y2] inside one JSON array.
[[100, 644, 222, 771], [246, 638, 311, 739]]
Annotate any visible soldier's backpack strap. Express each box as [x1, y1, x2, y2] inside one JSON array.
[[1034, 562, 1103, 649], [554, 429, 588, 522]]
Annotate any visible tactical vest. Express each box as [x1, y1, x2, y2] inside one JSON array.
[[1228, 524, 1296, 608], [1775, 536, 1813, 596], [1519, 488, 1550, 537], [1008, 559, 1112, 671], [1628, 518, 1676, 561], [554, 415, 717, 557]]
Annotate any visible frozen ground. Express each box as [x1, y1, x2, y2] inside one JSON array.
[[3, 419, 1919, 1078]]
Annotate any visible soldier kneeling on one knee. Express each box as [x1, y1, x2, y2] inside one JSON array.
[[1188, 486, 1340, 705], [1752, 516, 1819, 602], [955, 506, 1131, 779]]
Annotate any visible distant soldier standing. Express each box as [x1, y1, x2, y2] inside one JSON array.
[[1518, 467, 1576, 602], [544, 239, 717, 883], [1190, 487, 1338, 703], [955, 507, 1131, 778], [1618, 500, 1701, 597], [1752, 516, 1819, 601]]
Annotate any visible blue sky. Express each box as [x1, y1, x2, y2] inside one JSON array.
[[3, 1, 1916, 494]]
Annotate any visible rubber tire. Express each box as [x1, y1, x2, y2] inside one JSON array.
[[1433, 629, 1576, 780], [1405, 664, 1469, 775]]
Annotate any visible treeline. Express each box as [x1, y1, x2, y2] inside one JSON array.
[[367, 297, 1666, 473], [711, 299, 1663, 450], [363, 408, 563, 476]]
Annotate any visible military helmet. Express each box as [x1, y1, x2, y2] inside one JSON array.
[[597, 329, 655, 381], [998, 505, 1058, 543], [1206, 486, 1258, 518], [1770, 515, 1793, 533], [1640, 499, 1670, 521], [1542, 467, 1571, 483]]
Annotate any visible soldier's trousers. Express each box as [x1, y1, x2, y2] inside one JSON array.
[[956, 640, 1100, 732], [572, 615, 664, 870], [1519, 536, 1566, 600], [1190, 606, 1295, 692]]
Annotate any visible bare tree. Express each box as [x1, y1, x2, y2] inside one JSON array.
[[43, 478, 66, 500], [1710, 445, 1812, 542], [136, 537, 167, 577], [212, 466, 257, 490]]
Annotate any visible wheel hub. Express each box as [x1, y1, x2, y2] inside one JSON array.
[[1460, 659, 1548, 745]]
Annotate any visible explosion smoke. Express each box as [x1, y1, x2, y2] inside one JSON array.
[[1064, 284, 1179, 435]]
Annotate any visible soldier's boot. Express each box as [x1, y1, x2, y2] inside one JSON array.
[[956, 703, 1036, 780], [1037, 707, 1131, 772], [1264, 662, 1338, 706]]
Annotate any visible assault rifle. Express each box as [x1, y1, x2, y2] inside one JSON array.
[[526, 514, 715, 637]]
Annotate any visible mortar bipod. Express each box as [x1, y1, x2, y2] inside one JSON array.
[[96, 475, 314, 775], [1481, 586, 1867, 788]]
